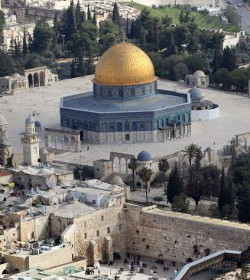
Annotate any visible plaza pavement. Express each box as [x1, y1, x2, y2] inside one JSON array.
[[1, 75, 250, 166]]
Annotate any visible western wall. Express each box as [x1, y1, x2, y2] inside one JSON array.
[[124, 204, 250, 263]]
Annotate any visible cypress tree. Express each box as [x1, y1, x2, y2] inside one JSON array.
[[167, 165, 183, 204], [71, 59, 77, 78], [75, 0, 82, 29], [22, 30, 28, 56], [112, 2, 120, 27], [87, 4, 92, 21], [9, 36, 15, 57], [66, 0, 76, 38], [218, 167, 227, 211], [92, 10, 97, 26]]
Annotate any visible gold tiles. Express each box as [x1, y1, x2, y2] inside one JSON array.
[[94, 42, 157, 86]]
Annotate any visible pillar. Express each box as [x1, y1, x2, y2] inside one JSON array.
[[119, 158, 121, 173]]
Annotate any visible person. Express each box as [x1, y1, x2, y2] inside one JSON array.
[[137, 266, 140, 273], [150, 269, 153, 275], [128, 264, 131, 271], [87, 146, 89, 150]]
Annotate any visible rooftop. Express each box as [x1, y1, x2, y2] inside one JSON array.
[[62, 90, 188, 113]]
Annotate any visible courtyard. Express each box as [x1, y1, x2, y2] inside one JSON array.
[[1, 75, 250, 166]]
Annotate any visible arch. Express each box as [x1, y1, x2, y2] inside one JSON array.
[[132, 122, 137, 131], [112, 157, 120, 173], [63, 135, 70, 150], [117, 122, 122, 132], [34, 72, 39, 87], [40, 71, 45, 86], [28, 74, 33, 87], [120, 157, 127, 174], [0, 157, 3, 166], [50, 134, 56, 149], [70, 136, 76, 151]]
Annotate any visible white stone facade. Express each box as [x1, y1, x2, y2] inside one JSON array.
[[0, 74, 28, 94]]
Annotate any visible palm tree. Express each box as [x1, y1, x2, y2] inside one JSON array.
[[128, 156, 138, 191], [181, 143, 199, 166], [139, 167, 153, 203], [0, 138, 9, 166]]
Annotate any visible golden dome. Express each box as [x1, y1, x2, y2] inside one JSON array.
[[94, 42, 157, 86]]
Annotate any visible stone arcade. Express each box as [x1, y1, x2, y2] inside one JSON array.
[[60, 42, 192, 144]]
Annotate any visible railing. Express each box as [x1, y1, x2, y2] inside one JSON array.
[[174, 250, 241, 280]]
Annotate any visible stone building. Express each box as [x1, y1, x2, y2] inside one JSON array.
[[11, 165, 74, 188], [25, 67, 58, 88], [0, 115, 12, 167], [60, 42, 192, 144], [185, 70, 209, 88], [0, 74, 28, 95]]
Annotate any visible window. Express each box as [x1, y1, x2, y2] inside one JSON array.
[[84, 233, 87, 239], [146, 245, 150, 250], [107, 227, 110, 234], [96, 230, 99, 237], [92, 200, 96, 205], [101, 216, 104, 221], [125, 134, 130, 141]]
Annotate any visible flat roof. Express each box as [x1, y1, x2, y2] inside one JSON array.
[[49, 202, 96, 218]]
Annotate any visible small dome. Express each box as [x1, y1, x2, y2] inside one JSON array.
[[188, 88, 203, 100], [137, 151, 152, 162], [35, 121, 41, 128], [193, 70, 205, 78], [25, 115, 35, 124], [40, 147, 49, 155], [0, 115, 7, 126], [105, 174, 124, 186]]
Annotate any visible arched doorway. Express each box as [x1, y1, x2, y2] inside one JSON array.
[[28, 74, 33, 87], [40, 71, 45, 86], [34, 73, 39, 87]]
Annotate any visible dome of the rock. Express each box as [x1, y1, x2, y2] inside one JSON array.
[[94, 42, 157, 86]]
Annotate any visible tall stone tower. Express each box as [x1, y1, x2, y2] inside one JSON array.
[[21, 116, 40, 166]]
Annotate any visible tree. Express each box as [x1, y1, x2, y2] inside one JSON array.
[[0, 51, 14, 77], [237, 183, 250, 223], [139, 167, 153, 203], [32, 20, 54, 54], [172, 193, 189, 213], [181, 143, 199, 167], [213, 68, 231, 89], [112, 2, 120, 27], [221, 46, 237, 71], [87, 4, 92, 21], [75, 0, 84, 29], [0, 11, 5, 46], [128, 156, 138, 191], [92, 10, 97, 26], [23, 30, 28, 56], [71, 59, 77, 78], [167, 165, 183, 203], [158, 158, 169, 174], [218, 168, 228, 211], [186, 147, 203, 207], [99, 20, 119, 55], [202, 165, 221, 198]]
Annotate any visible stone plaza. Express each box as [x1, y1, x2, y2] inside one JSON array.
[[0, 75, 250, 166]]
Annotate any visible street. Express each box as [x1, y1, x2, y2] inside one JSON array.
[[221, 0, 250, 33]]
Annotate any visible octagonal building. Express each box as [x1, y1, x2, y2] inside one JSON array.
[[60, 42, 192, 144]]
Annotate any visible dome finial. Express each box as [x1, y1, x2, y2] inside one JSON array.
[[121, 32, 126, 43]]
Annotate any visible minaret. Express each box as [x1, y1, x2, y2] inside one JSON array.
[[21, 116, 40, 166]]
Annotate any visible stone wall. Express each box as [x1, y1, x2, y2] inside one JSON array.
[[125, 204, 250, 264]]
